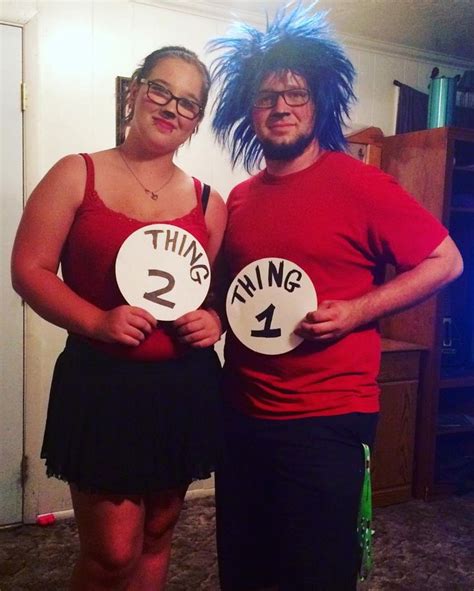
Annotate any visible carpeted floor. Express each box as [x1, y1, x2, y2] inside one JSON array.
[[0, 492, 473, 590]]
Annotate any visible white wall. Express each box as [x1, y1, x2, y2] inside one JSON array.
[[1, 0, 472, 521], [345, 43, 465, 134]]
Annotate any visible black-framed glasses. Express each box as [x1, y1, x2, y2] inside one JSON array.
[[140, 78, 203, 120], [253, 88, 311, 109]]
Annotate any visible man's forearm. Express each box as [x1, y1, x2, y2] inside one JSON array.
[[352, 236, 463, 327]]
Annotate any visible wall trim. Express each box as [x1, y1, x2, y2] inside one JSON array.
[[0, 4, 37, 26], [133, 0, 474, 70], [0, 20, 24, 27]]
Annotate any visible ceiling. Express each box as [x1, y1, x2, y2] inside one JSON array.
[[2, 0, 474, 64], [204, 0, 474, 63]]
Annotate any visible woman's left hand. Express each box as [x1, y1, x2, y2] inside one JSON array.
[[173, 308, 223, 348]]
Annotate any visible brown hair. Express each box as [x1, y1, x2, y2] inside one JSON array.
[[126, 46, 211, 123]]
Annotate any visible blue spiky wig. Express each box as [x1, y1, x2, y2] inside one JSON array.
[[208, 2, 356, 172]]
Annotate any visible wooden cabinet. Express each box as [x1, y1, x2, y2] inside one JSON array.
[[373, 340, 425, 506], [381, 127, 474, 499], [346, 127, 424, 506]]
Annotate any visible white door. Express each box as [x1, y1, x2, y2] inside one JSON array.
[[0, 23, 24, 525]]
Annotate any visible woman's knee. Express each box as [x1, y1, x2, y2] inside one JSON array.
[[142, 490, 186, 552], [82, 538, 142, 582], [143, 514, 179, 553]]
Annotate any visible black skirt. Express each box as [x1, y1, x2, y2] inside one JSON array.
[[41, 335, 222, 495]]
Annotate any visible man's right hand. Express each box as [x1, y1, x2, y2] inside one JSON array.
[[294, 299, 364, 343]]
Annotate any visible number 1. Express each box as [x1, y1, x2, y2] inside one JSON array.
[[251, 303, 281, 338]]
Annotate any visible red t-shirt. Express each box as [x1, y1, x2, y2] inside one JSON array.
[[223, 151, 448, 419], [61, 153, 209, 361]]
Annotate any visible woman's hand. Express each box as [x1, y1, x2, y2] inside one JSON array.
[[173, 308, 223, 348], [91, 305, 157, 346]]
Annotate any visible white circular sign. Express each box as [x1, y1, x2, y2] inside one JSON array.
[[226, 257, 317, 355], [115, 223, 211, 320]]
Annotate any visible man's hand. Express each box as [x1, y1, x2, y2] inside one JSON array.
[[173, 308, 223, 348], [294, 300, 364, 343], [295, 236, 464, 345]]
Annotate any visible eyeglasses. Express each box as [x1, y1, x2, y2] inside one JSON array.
[[253, 88, 311, 109], [140, 78, 203, 120]]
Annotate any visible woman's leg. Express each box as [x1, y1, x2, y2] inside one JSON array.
[[70, 486, 145, 591], [126, 485, 188, 591]]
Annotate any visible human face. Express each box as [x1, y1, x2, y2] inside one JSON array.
[[131, 57, 205, 151], [252, 71, 316, 161]]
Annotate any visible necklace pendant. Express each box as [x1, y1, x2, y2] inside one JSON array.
[[118, 149, 175, 202], [145, 189, 159, 200]]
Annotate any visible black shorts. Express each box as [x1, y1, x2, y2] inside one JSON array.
[[41, 336, 222, 495], [215, 405, 378, 591]]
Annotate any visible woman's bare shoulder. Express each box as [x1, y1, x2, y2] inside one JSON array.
[[26, 154, 88, 212], [46, 153, 87, 186]]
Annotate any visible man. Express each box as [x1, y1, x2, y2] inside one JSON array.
[[209, 6, 463, 591]]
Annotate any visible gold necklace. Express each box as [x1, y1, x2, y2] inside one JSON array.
[[118, 148, 175, 201]]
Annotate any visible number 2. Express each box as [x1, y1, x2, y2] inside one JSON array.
[[143, 269, 176, 309]]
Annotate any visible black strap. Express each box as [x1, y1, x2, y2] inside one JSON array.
[[79, 153, 95, 197], [201, 183, 211, 214]]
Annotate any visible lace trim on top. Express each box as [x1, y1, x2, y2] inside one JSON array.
[[83, 187, 203, 226], [78, 152, 204, 226]]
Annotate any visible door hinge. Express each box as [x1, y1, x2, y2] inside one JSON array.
[[20, 82, 27, 111], [21, 455, 29, 486]]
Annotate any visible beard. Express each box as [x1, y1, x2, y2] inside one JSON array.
[[260, 130, 315, 161]]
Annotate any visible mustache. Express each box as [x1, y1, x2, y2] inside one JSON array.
[[268, 111, 291, 121]]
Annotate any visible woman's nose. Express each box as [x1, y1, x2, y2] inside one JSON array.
[[160, 100, 178, 118]]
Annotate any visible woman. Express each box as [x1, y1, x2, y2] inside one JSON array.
[[11, 46, 227, 590]]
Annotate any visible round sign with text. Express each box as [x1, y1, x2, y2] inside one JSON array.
[[226, 257, 317, 355], [115, 223, 211, 321]]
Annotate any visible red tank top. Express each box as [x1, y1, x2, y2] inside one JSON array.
[[61, 153, 210, 361]]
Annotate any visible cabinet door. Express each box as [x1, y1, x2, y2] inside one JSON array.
[[372, 381, 418, 506]]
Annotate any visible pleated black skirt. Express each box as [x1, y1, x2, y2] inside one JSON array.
[[41, 335, 222, 495]]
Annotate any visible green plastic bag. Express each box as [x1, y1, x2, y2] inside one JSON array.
[[357, 443, 373, 582]]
